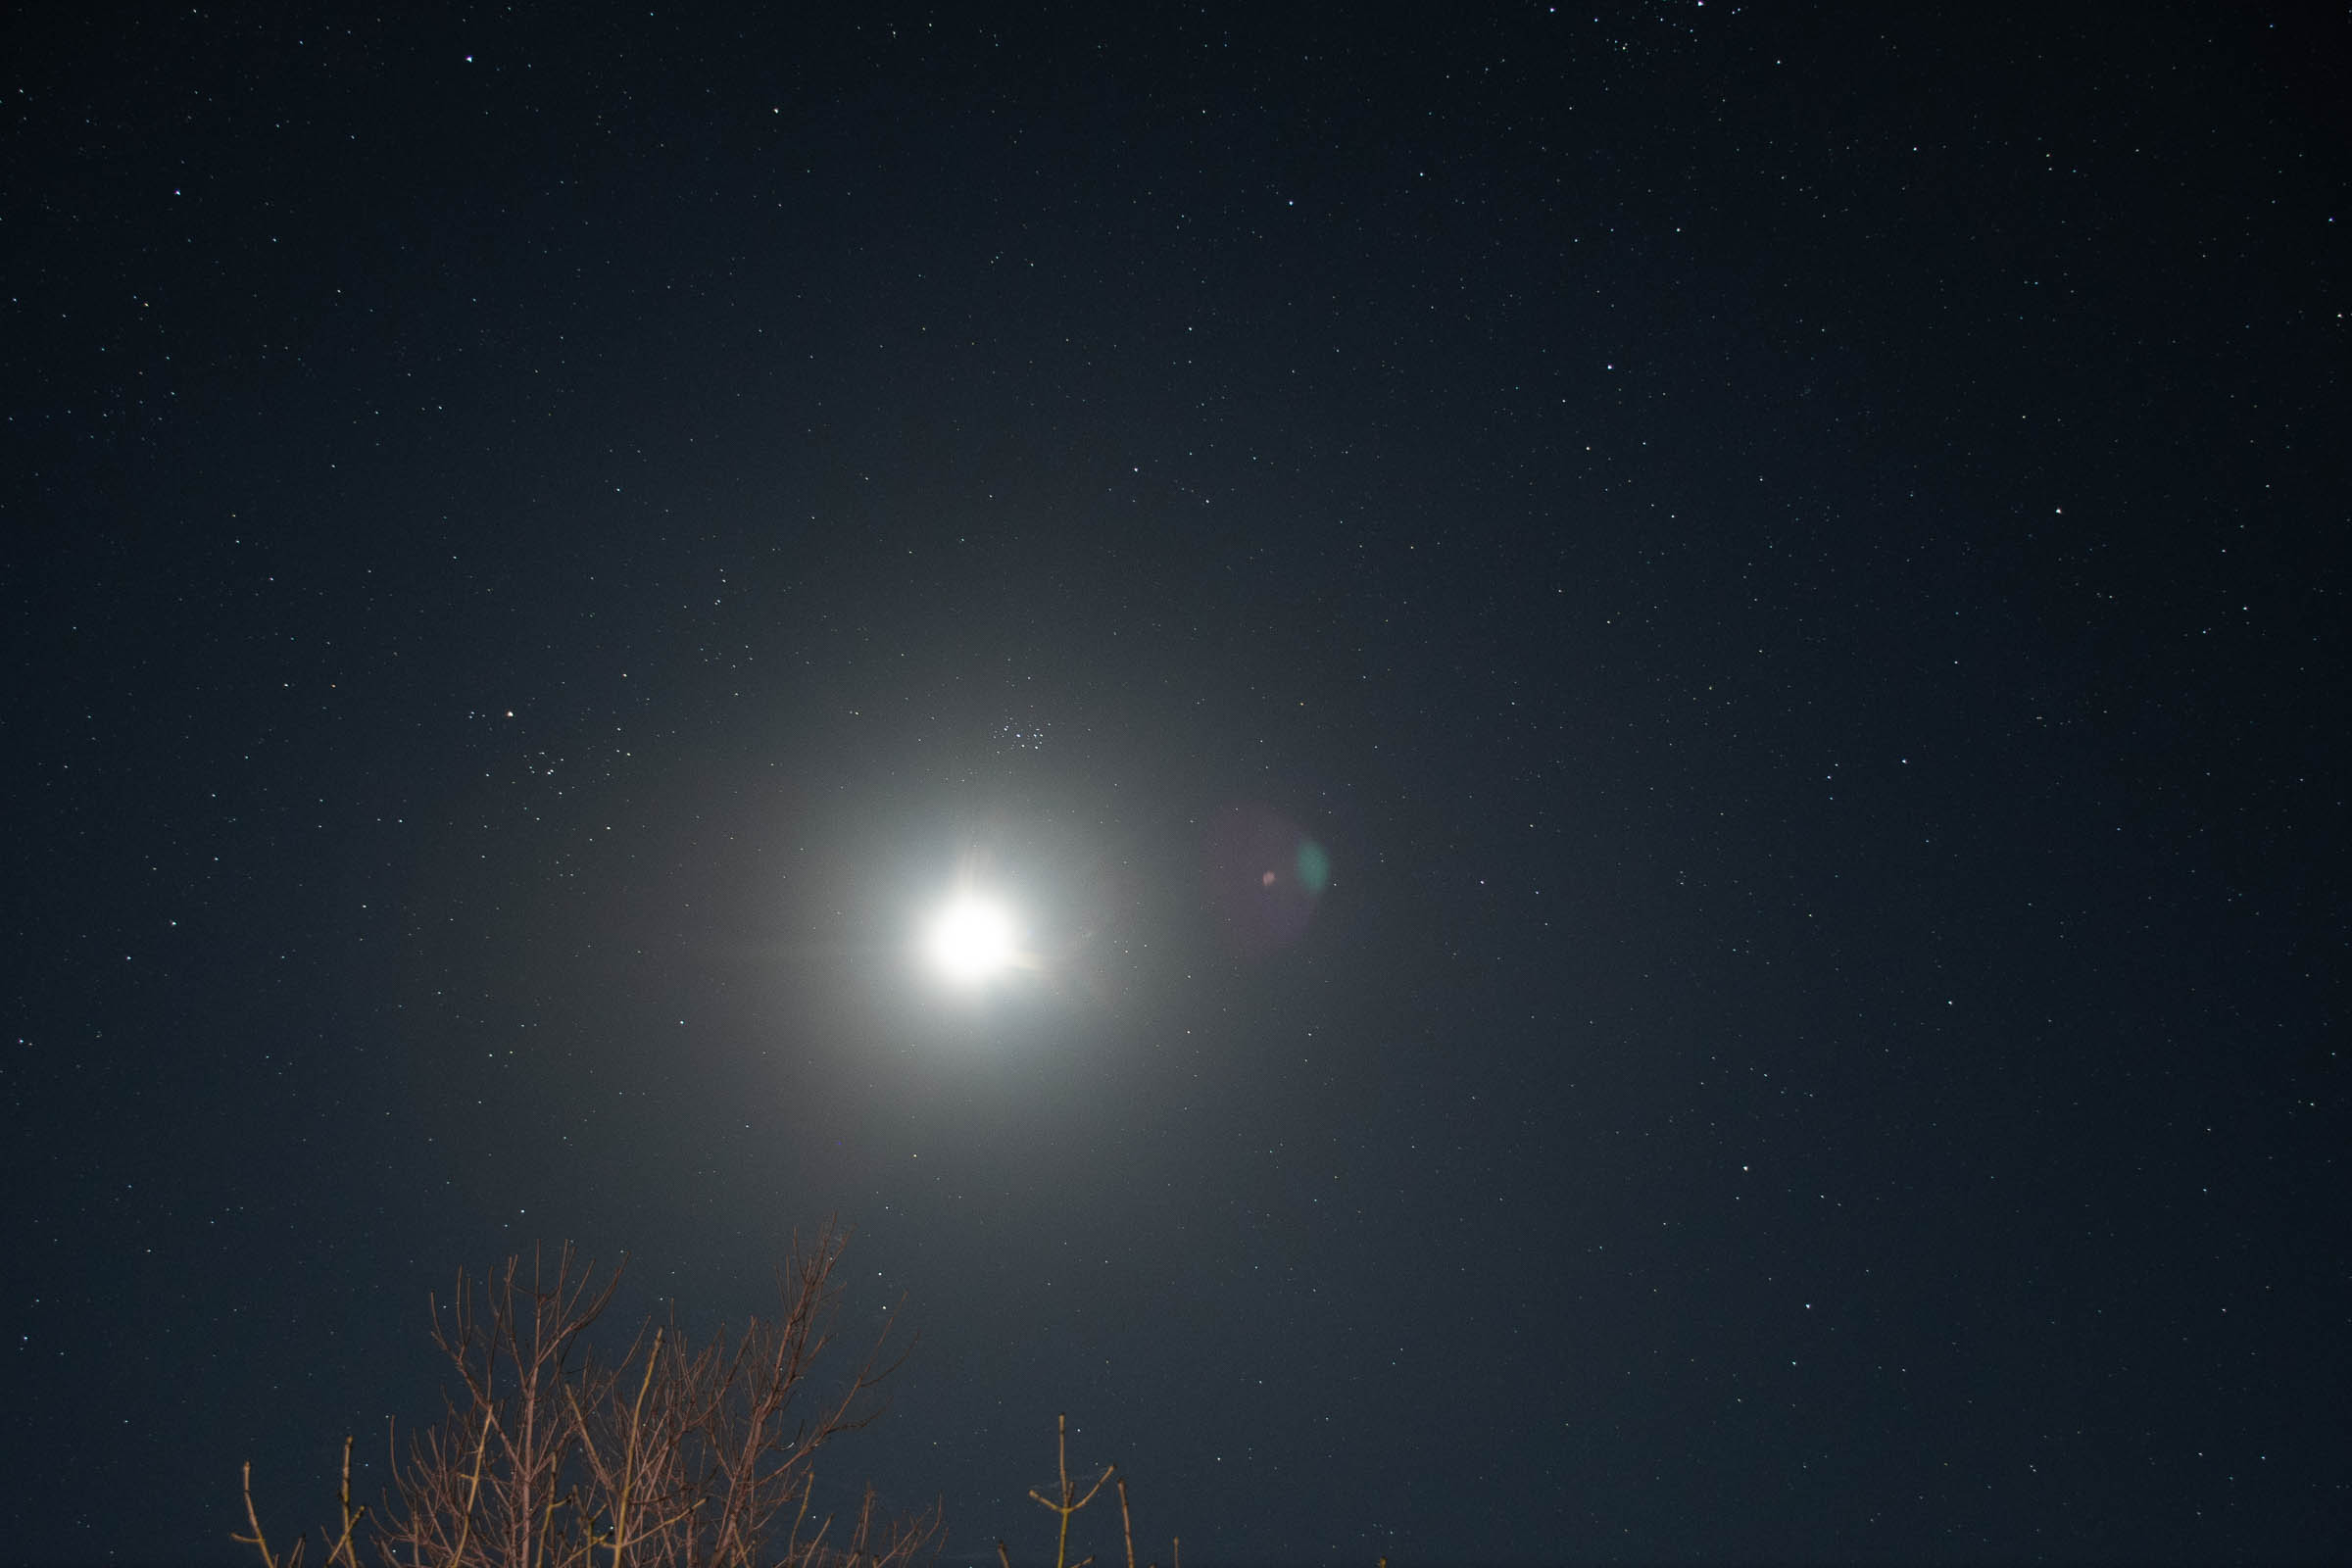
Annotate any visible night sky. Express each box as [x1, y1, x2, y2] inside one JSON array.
[[6, 5, 2348, 1563]]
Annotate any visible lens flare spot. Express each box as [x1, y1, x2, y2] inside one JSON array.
[[1204, 805, 1332, 957], [1296, 839, 1331, 894]]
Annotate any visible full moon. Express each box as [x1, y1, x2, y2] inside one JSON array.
[[924, 893, 1018, 984]]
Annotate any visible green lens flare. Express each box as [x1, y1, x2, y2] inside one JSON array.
[[1295, 838, 1330, 895]]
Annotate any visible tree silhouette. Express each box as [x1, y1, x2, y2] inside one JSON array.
[[235, 1223, 938, 1568]]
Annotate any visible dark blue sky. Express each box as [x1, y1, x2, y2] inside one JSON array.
[[6, 5, 2345, 1563]]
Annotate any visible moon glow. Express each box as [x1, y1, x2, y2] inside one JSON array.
[[924, 893, 1018, 984]]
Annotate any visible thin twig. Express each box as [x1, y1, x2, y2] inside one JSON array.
[[451, 1403, 497, 1568], [319, 1435, 368, 1568], [234, 1461, 279, 1568], [607, 1325, 662, 1568]]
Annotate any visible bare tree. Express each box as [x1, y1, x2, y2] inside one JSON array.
[[237, 1223, 940, 1568], [998, 1415, 1177, 1568]]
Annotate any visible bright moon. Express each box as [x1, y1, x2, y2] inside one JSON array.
[[925, 894, 1017, 984]]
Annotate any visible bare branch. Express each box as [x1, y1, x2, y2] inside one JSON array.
[[233, 1461, 279, 1568]]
